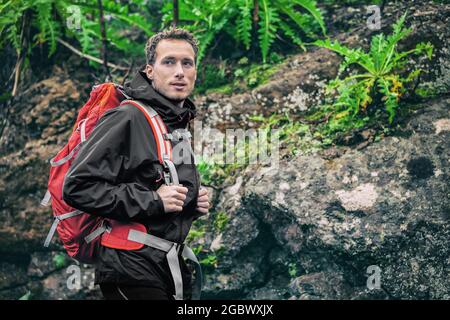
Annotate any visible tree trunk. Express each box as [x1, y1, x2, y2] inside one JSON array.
[[251, 0, 260, 60], [172, 0, 179, 27], [253, 0, 259, 29], [97, 0, 111, 81]]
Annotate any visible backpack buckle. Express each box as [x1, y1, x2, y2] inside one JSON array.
[[163, 171, 171, 185]]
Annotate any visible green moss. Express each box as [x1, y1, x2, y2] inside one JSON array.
[[251, 113, 323, 157], [288, 262, 298, 278], [205, 83, 234, 95], [415, 86, 440, 99], [186, 222, 206, 244], [214, 211, 229, 233], [53, 253, 68, 270], [246, 63, 281, 88], [195, 55, 284, 97], [195, 246, 226, 269], [200, 253, 218, 268]]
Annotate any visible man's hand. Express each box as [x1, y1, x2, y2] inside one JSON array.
[[156, 185, 188, 213], [196, 187, 210, 215]]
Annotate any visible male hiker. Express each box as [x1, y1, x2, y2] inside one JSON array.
[[62, 28, 210, 300]]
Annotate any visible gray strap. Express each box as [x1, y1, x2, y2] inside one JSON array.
[[142, 104, 158, 118], [123, 99, 180, 187], [182, 245, 203, 300], [58, 210, 83, 220], [84, 224, 111, 244], [122, 100, 158, 118], [50, 142, 83, 167], [163, 171, 172, 185], [163, 155, 180, 185], [43, 218, 60, 247], [167, 244, 184, 300], [40, 190, 51, 207], [49, 118, 87, 167], [127, 229, 195, 300], [43, 210, 83, 247], [80, 118, 87, 142], [127, 229, 173, 252]]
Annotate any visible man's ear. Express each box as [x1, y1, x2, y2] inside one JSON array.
[[145, 64, 153, 80]]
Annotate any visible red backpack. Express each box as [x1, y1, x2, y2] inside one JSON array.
[[40, 83, 174, 263]]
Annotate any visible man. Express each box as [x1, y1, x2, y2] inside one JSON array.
[[62, 28, 209, 300]]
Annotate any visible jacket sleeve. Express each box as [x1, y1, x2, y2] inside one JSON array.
[[62, 105, 164, 222]]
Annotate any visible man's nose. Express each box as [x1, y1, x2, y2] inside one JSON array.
[[174, 61, 184, 78]]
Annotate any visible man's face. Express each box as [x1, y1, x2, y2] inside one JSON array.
[[145, 39, 197, 103]]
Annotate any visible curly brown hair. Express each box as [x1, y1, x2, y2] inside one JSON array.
[[145, 28, 199, 66]]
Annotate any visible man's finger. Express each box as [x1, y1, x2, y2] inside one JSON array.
[[196, 201, 209, 208], [173, 191, 187, 201], [173, 205, 183, 212], [168, 205, 183, 213], [175, 186, 188, 194], [174, 199, 184, 207], [196, 207, 208, 214]]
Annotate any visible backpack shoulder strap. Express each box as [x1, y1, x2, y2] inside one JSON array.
[[120, 99, 179, 185]]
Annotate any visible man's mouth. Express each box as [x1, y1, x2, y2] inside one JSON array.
[[171, 82, 187, 90]]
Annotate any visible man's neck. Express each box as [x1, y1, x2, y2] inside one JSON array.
[[175, 100, 184, 109]]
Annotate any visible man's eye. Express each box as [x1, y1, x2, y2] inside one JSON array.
[[164, 60, 174, 64]]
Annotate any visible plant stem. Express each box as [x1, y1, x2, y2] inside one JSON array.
[[56, 38, 128, 71]]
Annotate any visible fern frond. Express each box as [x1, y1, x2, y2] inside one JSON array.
[[235, 0, 253, 50], [258, 0, 280, 64], [278, 19, 305, 50], [33, 1, 61, 56], [291, 0, 326, 35]]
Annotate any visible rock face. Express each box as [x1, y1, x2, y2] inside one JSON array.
[[193, 1, 450, 300], [198, 98, 449, 300]]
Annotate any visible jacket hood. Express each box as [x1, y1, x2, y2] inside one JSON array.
[[123, 70, 197, 128]]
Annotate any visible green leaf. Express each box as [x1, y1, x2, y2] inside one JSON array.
[[53, 253, 67, 269], [278, 18, 306, 50], [235, 0, 253, 50], [258, 0, 279, 64], [290, 0, 326, 35]]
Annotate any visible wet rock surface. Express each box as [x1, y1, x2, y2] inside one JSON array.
[[198, 98, 449, 300]]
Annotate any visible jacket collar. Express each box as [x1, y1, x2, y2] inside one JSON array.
[[123, 71, 197, 128]]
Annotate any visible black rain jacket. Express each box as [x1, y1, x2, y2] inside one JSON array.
[[62, 71, 203, 298]]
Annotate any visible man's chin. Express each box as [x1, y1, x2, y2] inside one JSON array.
[[166, 95, 185, 103], [166, 92, 190, 103], [152, 84, 189, 103]]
